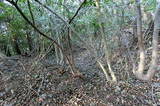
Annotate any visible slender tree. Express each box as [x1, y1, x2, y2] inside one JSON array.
[[134, 0, 160, 80], [133, 0, 145, 75], [94, 0, 117, 82]]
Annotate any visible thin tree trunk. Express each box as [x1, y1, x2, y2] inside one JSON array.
[[146, 3, 160, 79], [134, 0, 160, 80], [12, 35, 21, 55], [26, 0, 35, 52], [133, 0, 145, 75], [94, 0, 117, 82], [67, 28, 74, 68], [26, 30, 34, 51]]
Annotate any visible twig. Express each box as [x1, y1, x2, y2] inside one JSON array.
[[35, 0, 67, 25], [37, 73, 45, 93], [146, 45, 160, 51], [69, 0, 87, 24], [151, 85, 157, 105], [24, 84, 40, 96], [17, 60, 25, 72], [27, 0, 35, 25]]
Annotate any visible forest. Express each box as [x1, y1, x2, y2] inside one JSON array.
[[0, 0, 160, 105]]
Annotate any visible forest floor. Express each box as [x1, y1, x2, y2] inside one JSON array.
[[0, 46, 160, 106]]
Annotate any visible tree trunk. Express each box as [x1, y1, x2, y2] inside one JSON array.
[[12, 35, 21, 55], [94, 0, 117, 82], [133, 0, 145, 75], [134, 0, 160, 80], [26, 31, 34, 51]]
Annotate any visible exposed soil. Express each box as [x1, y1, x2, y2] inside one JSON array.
[[0, 47, 160, 106]]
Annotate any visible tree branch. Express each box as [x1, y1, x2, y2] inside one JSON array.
[[33, 0, 95, 58], [5, 0, 76, 75], [34, 0, 67, 25], [27, 0, 35, 25], [69, 0, 87, 24]]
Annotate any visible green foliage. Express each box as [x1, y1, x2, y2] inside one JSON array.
[[0, 2, 5, 9], [17, 0, 27, 3], [0, 0, 156, 56], [105, 0, 110, 3], [58, 0, 63, 5], [142, 0, 156, 12], [84, 0, 95, 6]]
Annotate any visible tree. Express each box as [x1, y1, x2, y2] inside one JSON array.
[[134, 0, 160, 80], [94, 0, 117, 82]]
